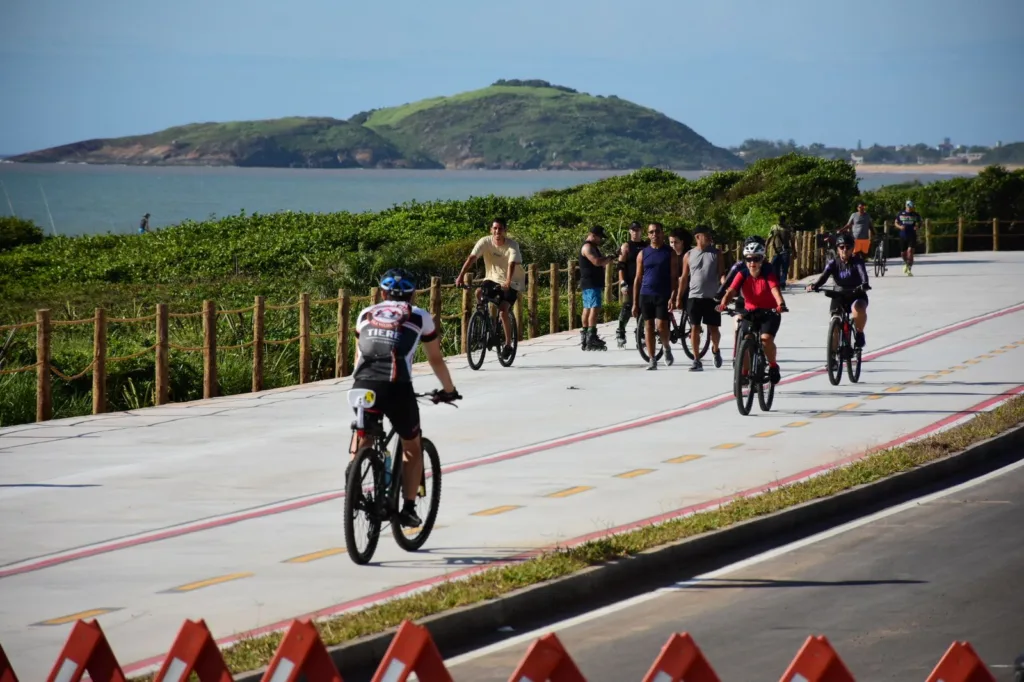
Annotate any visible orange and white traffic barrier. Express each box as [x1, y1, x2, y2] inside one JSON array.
[[507, 633, 586, 682], [153, 619, 232, 682], [45, 619, 126, 682], [260, 619, 342, 682], [778, 635, 855, 682], [641, 632, 720, 682], [925, 641, 996, 682], [370, 620, 452, 682], [0, 642, 20, 682]]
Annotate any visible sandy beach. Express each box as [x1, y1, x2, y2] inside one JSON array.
[[854, 162, 1022, 174]]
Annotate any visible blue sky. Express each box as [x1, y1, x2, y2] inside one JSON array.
[[1, 0, 1022, 154]]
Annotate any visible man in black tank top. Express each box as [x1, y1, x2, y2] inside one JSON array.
[[615, 222, 648, 348], [578, 225, 616, 350]]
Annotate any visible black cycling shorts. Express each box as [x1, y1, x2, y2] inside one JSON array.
[[830, 292, 869, 315], [686, 297, 721, 327], [480, 280, 518, 306], [639, 294, 670, 321], [739, 309, 782, 338], [352, 380, 420, 440], [900, 236, 917, 252]]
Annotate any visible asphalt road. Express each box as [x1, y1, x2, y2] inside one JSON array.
[[446, 458, 1024, 681]]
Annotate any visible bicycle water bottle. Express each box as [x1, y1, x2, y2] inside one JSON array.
[[383, 453, 392, 488]]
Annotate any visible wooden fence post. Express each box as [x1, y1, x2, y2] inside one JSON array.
[[298, 292, 311, 384], [36, 309, 51, 422], [924, 219, 932, 254], [337, 290, 350, 377], [603, 262, 614, 323], [549, 263, 559, 335], [993, 217, 1000, 251], [203, 300, 217, 399], [371, 286, 381, 304], [566, 259, 576, 331], [528, 263, 539, 339], [92, 308, 106, 415], [429, 277, 442, 331], [460, 275, 472, 353], [957, 216, 964, 252], [156, 304, 169, 404], [252, 296, 265, 392]]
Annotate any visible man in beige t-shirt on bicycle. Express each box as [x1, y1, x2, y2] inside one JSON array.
[[455, 217, 526, 360]]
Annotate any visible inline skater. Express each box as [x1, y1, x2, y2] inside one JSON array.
[[807, 233, 871, 347], [717, 241, 787, 384], [633, 222, 679, 370], [894, 199, 922, 276], [578, 225, 616, 350], [455, 218, 525, 360], [615, 221, 648, 348], [348, 268, 461, 528]]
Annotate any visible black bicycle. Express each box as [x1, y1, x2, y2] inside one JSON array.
[[817, 285, 866, 385], [873, 238, 887, 277], [726, 307, 786, 415], [343, 388, 460, 565], [460, 284, 518, 370], [635, 308, 709, 362]]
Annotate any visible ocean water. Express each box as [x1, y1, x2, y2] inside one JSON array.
[[0, 163, 975, 237]]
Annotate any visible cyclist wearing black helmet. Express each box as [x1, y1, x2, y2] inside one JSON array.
[[806, 232, 871, 348], [349, 268, 461, 527]]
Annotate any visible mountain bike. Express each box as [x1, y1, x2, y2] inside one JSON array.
[[343, 388, 460, 565], [726, 307, 786, 416], [459, 284, 518, 370], [818, 285, 866, 385], [634, 306, 710, 362], [873, 238, 887, 277]]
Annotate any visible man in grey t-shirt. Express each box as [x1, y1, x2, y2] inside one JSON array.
[[842, 202, 874, 257]]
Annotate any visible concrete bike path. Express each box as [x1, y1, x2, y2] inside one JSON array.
[[1, 251, 1023, 678]]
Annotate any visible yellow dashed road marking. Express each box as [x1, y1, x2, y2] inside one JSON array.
[[864, 394, 884, 400], [951, 365, 967, 370], [711, 443, 743, 450], [838, 403, 861, 411], [814, 412, 839, 419], [403, 525, 445, 536], [167, 572, 253, 593], [922, 374, 941, 379], [472, 505, 522, 516], [284, 548, 345, 563], [33, 608, 121, 626], [546, 486, 594, 498], [752, 430, 783, 438], [664, 455, 705, 464], [615, 468, 656, 478], [884, 386, 905, 393], [784, 421, 810, 427], [977, 354, 994, 359], [964, 360, 980, 365], [905, 380, 924, 384], [937, 369, 954, 375]]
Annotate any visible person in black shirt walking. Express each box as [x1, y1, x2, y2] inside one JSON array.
[[579, 225, 616, 350], [615, 221, 648, 348]]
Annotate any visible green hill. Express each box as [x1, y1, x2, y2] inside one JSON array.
[[11, 80, 743, 171]]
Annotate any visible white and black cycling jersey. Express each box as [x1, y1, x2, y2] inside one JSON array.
[[352, 301, 438, 383]]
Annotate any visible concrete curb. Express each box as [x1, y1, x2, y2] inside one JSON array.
[[233, 420, 1024, 681]]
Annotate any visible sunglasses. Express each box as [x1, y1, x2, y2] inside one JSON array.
[[745, 256, 763, 263], [837, 245, 849, 250]]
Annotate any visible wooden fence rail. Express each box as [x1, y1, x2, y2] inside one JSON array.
[[0, 215, 1017, 424]]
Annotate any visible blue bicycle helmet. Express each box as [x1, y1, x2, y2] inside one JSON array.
[[379, 268, 417, 301]]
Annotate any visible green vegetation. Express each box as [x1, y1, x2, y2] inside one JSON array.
[[12, 80, 743, 171], [0, 216, 44, 251], [982, 142, 1024, 165], [3, 156, 1023, 428], [126, 391, 1024, 681]]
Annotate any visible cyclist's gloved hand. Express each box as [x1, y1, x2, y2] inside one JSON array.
[[432, 388, 462, 404]]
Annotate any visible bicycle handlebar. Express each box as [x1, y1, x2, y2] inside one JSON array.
[[413, 389, 463, 407]]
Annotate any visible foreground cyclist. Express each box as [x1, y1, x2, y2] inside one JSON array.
[[455, 218, 525, 360], [349, 269, 461, 527], [806, 233, 871, 347], [717, 241, 787, 384]]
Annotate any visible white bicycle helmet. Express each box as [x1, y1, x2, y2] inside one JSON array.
[[742, 241, 766, 259], [905, 199, 915, 208]]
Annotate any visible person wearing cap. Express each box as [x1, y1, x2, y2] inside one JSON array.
[[578, 225, 617, 350], [676, 226, 725, 371], [138, 213, 151, 234], [767, 213, 794, 289], [894, 199, 922, 276], [615, 221, 649, 348]]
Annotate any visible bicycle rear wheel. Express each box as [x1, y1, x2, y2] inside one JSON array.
[[681, 321, 712, 360], [343, 446, 384, 565], [466, 311, 487, 370], [826, 316, 843, 386], [636, 314, 664, 362], [846, 342, 862, 383], [734, 338, 756, 415], [391, 437, 442, 551], [497, 313, 518, 367]]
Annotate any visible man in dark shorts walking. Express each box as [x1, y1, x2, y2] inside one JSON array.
[[615, 221, 648, 348], [895, 199, 922, 276], [632, 222, 679, 370], [676, 225, 724, 371]]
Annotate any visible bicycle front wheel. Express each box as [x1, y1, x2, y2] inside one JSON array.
[[497, 313, 518, 367], [344, 446, 384, 565], [636, 314, 664, 362], [847, 343, 862, 383], [734, 338, 756, 415], [826, 316, 843, 385], [392, 437, 443, 551], [466, 311, 488, 370]]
